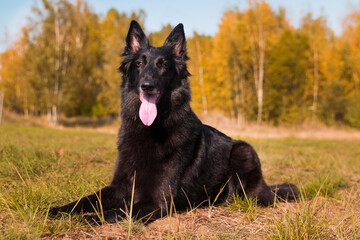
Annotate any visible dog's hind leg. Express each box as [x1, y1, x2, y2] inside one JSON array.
[[228, 141, 275, 206], [269, 183, 299, 202], [229, 141, 299, 205]]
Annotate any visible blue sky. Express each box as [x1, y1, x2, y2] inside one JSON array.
[[1, 0, 359, 52]]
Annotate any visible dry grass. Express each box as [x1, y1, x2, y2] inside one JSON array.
[[200, 113, 360, 140]]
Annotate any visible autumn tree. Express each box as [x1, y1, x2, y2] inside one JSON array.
[[0, 31, 30, 115], [300, 13, 333, 122], [265, 29, 309, 124], [187, 33, 213, 115], [26, 0, 76, 124], [245, 0, 284, 123], [211, 10, 252, 125], [212, 3, 288, 125], [326, 9, 360, 127]]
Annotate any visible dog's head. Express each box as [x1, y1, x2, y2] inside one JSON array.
[[119, 21, 190, 126]]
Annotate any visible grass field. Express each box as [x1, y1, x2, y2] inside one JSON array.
[[1, 118, 360, 239]]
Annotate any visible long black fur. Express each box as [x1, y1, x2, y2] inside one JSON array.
[[49, 21, 298, 224]]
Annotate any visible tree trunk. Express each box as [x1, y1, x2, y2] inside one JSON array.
[[234, 67, 245, 127], [312, 46, 319, 122], [52, 105, 58, 126], [247, 5, 265, 124], [257, 23, 265, 124], [24, 93, 29, 118], [53, 3, 62, 126]]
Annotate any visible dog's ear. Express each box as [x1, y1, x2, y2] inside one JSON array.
[[124, 20, 148, 54], [163, 24, 187, 58]]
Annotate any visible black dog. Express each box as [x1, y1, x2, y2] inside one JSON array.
[[49, 21, 298, 223]]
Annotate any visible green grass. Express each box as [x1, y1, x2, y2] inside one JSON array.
[[1, 121, 360, 239], [226, 194, 258, 221], [0, 124, 115, 238]]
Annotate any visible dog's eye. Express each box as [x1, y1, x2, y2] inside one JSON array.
[[136, 60, 143, 67], [157, 59, 167, 69]]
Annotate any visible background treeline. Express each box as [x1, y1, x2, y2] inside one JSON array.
[[1, 0, 360, 127]]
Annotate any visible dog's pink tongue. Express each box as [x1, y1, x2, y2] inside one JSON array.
[[139, 93, 157, 126]]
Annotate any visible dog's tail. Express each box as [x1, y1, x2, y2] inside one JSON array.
[[270, 183, 299, 202]]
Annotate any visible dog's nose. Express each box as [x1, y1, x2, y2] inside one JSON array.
[[141, 80, 155, 92]]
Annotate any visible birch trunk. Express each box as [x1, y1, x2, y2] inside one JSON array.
[[312, 46, 319, 122], [257, 23, 265, 124], [248, 19, 265, 124]]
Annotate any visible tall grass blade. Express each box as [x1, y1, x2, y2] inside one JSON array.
[[127, 171, 136, 240]]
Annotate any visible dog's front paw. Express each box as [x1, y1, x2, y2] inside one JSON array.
[[83, 214, 103, 225], [84, 210, 126, 225], [48, 206, 62, 217]]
